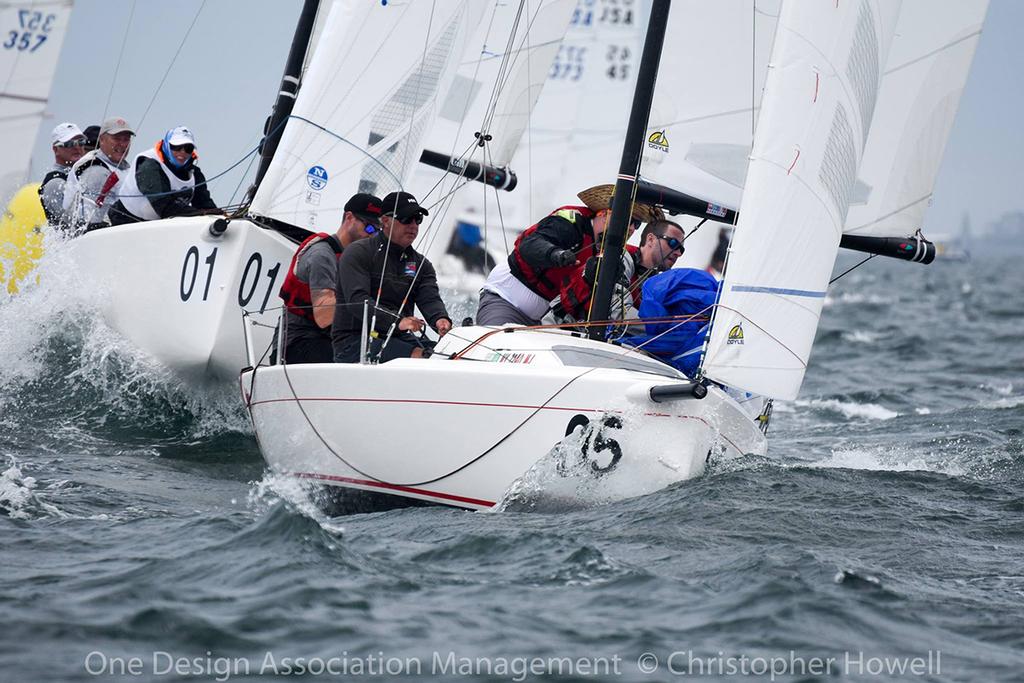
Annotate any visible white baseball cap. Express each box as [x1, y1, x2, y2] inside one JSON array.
[[166, 126, 196, 147], [51, 122, 85, 146]]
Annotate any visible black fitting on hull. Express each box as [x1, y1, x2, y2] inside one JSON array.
[[649, 382, 708, 403]]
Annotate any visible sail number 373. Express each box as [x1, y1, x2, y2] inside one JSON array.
[[179, 246, 281, 314], [3, 10, 56, 52]]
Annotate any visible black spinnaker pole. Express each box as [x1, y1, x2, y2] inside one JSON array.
[[247, 0, 321, 201], [587, 0, 671, 339]]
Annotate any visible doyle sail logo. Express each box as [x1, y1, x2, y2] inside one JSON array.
[[727, 324, 744, 345], [647, 130, 669, 152], [306, 165, 329, 191]]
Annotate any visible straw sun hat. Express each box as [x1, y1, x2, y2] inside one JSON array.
[[577, 184, 665, 224]]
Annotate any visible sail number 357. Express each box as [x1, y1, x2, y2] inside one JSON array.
[[179, 246, 281, 314], [3, 10, 56, 52]]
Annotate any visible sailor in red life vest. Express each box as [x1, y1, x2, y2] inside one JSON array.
[[555, 219, 687, 323], [476, 184, 665, 327], [277, 193, 383, 364]]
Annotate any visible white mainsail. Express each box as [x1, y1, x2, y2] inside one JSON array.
[[702, 0, 903, 400], [250, 0, 486, 232], [844, 0, 989, 238], [0, 0, 73, 200]]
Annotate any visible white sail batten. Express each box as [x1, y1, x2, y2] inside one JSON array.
[[0, 0, 73, 200], [250, 0, 485, 232], [844, 0, 989, 238], [702, 0, 902, 400]]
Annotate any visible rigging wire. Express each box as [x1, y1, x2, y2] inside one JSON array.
[[137, 0, 208, 128], [829, 253, 876, 284], [103, 0, 137, 120], [266, 356, 599, 489]]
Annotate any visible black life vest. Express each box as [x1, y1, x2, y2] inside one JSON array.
[[510, 205, 596, 300], [279, 232, 343, 321], [37, 167, 69, 224]]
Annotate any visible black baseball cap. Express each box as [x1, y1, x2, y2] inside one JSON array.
[[381, 191, 429, 221], [83, 125, 100, 149], [344, 193, 383, 223]]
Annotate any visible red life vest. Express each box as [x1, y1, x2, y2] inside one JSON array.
[[510, 205, 597, 300], [278, 232, 343, 321], [559, 245, 642, 320]]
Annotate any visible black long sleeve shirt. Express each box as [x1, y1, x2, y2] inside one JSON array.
[[331, 232, 451, 343]]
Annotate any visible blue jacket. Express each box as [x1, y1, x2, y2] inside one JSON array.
[[622, 268, 720, 377]]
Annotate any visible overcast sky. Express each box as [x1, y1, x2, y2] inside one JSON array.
[[32, 0, 1024, 234]]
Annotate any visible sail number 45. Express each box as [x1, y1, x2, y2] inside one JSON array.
[[179, 246, 281, 314], [3, 10, 56, 52]]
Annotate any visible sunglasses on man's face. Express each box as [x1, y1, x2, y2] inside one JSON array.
[[361, 222, 378, 235], [391, 214, 424, 226], [170, 143, 195, 154], [57, 139, 87, 149], [657, 234, 685, 253]]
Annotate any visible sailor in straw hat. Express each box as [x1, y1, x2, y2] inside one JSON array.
[[476, 184, 664, 327]]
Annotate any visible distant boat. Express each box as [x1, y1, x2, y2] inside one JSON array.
[[0, 0, 74, 294]]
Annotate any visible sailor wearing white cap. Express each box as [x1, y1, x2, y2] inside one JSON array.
[[38, 122, 88, 227], [62, 116, 136, 233], [110, 126, 218, 225]]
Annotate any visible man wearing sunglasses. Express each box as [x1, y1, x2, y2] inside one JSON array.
[[38, 122, 88, 228], [278, 193, 383, 364], [557, 220, 687, 323], [332, 191, 452, 363], [476, 183, 663, 327], [110, 126, 218, 225]]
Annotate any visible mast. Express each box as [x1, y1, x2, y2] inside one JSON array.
[[588, 0, 671, 339], [247, 0, 321, 201]]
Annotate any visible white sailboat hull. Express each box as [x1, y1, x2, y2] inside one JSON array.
[[68, 217, 294, 381], [241, 327, 766, 510]]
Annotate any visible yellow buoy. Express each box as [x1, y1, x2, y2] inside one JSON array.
[[0, 183, 47, 295]]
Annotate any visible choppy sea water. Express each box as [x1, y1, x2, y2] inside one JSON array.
[[1, 240, 1022, 682]]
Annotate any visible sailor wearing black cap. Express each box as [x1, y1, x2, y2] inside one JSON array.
[[278, 193, 384, 364], [332, 191, 452, 363]]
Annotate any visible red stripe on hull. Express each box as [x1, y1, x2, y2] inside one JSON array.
[[293, 472, 496, 508]]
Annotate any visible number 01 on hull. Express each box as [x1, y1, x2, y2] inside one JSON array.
[[68, 216, 294, 382]]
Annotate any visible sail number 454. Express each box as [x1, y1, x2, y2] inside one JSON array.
[[179, 246, 281, 314]]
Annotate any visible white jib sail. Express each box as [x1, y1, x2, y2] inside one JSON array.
[[250, 0, 486, 232], [0, 0, 73, 201], [702, 0, 902, 400], [843, 0, 989, 238]]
